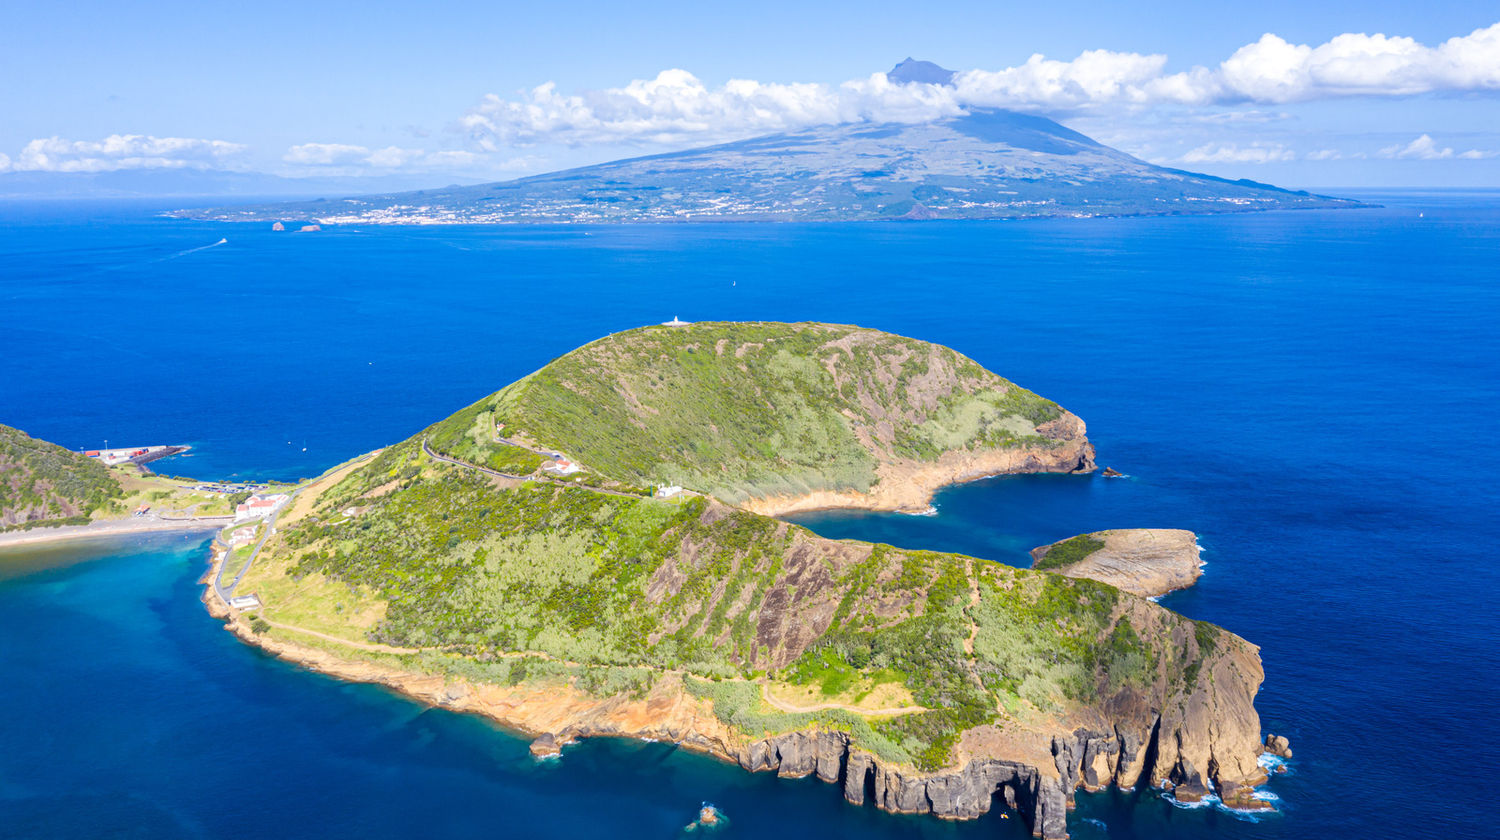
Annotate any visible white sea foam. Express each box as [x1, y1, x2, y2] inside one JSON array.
[[903, 505, 938, 517], [1257, 753, 1290, 773]]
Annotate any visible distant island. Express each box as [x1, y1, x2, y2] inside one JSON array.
[[162, 321, 1283, 839], [175, 64, 1359, 226]]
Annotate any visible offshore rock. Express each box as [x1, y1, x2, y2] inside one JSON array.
[[528, 732, 561, 758], [1263, 733, 1293, 759], [1031, 529, 1203, 597]]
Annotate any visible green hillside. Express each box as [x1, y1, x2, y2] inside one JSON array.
[[0, 424, 123, 529], [235, 323, 1252, 780], [429, 322, 1085, 503], [255, 434, 1233, 772]]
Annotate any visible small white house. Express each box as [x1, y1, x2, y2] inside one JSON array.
[[228, 594, 262, 611], [226, 525, 257, 548], [654, 485, 684, 499], [543, 459, 581, 476]]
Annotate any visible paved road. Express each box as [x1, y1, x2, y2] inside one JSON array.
[[213, 492, 304, 602], [421, 438, 645, 500]]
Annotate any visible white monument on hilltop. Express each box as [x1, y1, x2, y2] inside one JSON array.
[[661, 315, 691, 326]]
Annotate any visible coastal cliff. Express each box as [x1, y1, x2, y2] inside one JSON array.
[[1031, 529, 1203, 598], [201, 322, 1273, 838]]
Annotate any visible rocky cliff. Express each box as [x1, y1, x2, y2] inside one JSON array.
[[1031, 529, 1203, 597]]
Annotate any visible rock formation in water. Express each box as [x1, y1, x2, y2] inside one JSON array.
[[1032, 529, 1203, 597]]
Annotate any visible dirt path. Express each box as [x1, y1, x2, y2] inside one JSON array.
[[256, 611, 923, 720], [963, 557, 981, 655], [258, 616, 427, 654]]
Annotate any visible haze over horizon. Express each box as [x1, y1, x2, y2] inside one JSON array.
[[3, 1, 1499, 192]]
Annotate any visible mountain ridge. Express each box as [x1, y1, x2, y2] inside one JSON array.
[[175, 107, 1359, 224]]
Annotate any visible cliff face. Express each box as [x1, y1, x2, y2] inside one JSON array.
[[1031, 529, 1202, 598], [742, 411, 1094, 516]]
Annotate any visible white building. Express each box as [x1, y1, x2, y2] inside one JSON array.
[[226, 525, 257, 548], [661, 316, 691, 326], [543, 459, 581, 476], [235, 493, 290, 522], [228, 595, 262, 611], [654, 485, 684, 498]]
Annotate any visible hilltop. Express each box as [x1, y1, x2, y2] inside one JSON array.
[[209, 323, 1276, 838], [176, 108, 1357, 225], [430, 322, 1094, 514]]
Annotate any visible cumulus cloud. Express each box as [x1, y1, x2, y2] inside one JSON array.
[[462, 22, 1500, 148], [1379, 134, 1499, 160], [1179, 142, 1296, 164], [1, 134, 245, 173], [1305, 149, 1343, 161], [1379, 134, 1455, 159]]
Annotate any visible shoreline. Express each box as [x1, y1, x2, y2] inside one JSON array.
[[194, 520, 1270, 839], [741, 436, 1095, 518], [0, 516, 229, 550]]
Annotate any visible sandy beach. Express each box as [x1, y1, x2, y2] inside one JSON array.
[[0, 516, 229, 550]]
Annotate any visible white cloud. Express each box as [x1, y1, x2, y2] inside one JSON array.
[[1179, 142, 1296, 164], [1458, 148, 1498, 159], [282, 143, 498, 172], [1305, 149, 1343, 161], [3, 134, 245, 173], [1379, 134, 1454, 159], [461, 21, 1500, 148]]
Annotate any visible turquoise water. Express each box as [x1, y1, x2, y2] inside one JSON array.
[[2, 192, 1498, 838]]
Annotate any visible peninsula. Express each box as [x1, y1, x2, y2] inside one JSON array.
[[199, 322, 1278, 838], [1031, 529, 1205, 598]]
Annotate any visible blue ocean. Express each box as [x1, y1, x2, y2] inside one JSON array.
[[2, 193, 1497, 839]]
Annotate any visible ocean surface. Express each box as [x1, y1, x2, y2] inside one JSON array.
[[2, 193, 1497, 839]]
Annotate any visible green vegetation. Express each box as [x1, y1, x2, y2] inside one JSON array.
[[425, 404, 545, 475], [0, 424, 123, 527], [428, 322, 1069, 503], [684, 677, 915, 767], [228, 323, 1230, 776], [1034, 533, 1106, 571]]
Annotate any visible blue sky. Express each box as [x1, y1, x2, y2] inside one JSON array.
[[2, 0, 1497, 187]]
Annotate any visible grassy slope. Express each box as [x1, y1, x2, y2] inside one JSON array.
[[432, 322, 1070, 503], [250, 435, 1233, 772], [1034, 534, 1107, 571], [0, 424, 123, 528]]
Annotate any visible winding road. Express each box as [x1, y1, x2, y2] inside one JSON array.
[[420, 438, 644, 499]]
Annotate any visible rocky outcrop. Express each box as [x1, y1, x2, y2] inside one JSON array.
[[1263, 733, 1292, 759], [529, 733, 561, 757], [1031, 529, 1202, 597]]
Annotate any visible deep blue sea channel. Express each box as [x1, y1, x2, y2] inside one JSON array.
[[2, 192, 1497, 839]]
